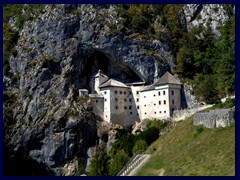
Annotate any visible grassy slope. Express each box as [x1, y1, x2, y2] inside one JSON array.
[[134, 117, 235, 176]]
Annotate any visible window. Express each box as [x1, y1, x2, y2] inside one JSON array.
[[154, 94, 156, 97], [96, 100, 98, 103], [137, 98, 139, 102], [115, 98, 118, 102], [129, 98, 132, 102], [105, 99, 107, 102], [137, 106, 139, 109], [144, 105, 146, 107], [129, 106, 132, 110], [164, 111, 166, 113], [164, 100, 166, 104], [163, 91, 165, 95], [158, 91, 161, 96], [172, 99, 174, 105], [124, 99, 127, 102], [159, 101, 161, 105], [137, 113, 139, 115], [106, 115, 107, 118], [124, 91, 126, 95], [82, 92, 85, 95], [130, 112, 132, 115], [154, 104, 156, 106], [144, 96, 146, 98], [154, 112, 156, 114], [115, 106, 118, 109], [129, 91, 132, 95], [115, 90, 118, 94], [172, 90, 174, 95], [137, 91, 139, 94], [120, 91, 122, 94], [124, 106, 127, 110], [145, 112, 147, 114], [104, 91, 107, 94], [159, 111, 161, 113]]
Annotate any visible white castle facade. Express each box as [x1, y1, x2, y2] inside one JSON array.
[[79, 70, 182, 128]]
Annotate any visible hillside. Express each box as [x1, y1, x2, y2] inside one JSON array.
[[134, 117, 235, 176]]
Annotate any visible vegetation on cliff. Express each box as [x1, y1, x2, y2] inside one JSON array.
[[134, 117, 235, 176]]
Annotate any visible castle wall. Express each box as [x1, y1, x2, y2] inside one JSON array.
[[193, 108, 235, 128]]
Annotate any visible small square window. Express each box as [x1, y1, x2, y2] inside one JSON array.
[[154, 94, 156, 97], [137, 106, 139, 109], [145, 112, 147, 114], [129, 91, 132, 95], [144, 96, 146, 98], [159, 111, 161, 113], [129, 106, 132, 110], [136, 91, 139, 94], [159, 101, 161, 105], [116, 106, 118, 109], [130, 112, 132, 115], [164, 100, 166, 104], [163, 91, 165, 95], [158, 92, 161, 96], [105, 99, 107, 102], [115, 91, 118, 94], [124, 91, 126, 95], [164, 111, 166, 113], [154, 104, 156, 106], [115, 98, 118, 102], [124, 106, 127, 110], [137, 98, 139, 102], [129, 98, 132, 102], [144, 105, 146, 107], [124, 99, 127, 102], [120, 91, 122, 94], [96, 100, 98, 103], [154, 112, 156, 114], [104, 91, 107, 94]]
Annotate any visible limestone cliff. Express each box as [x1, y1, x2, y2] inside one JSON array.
[[3, 4, 233, 175]]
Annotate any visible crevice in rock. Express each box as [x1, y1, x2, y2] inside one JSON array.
[[80, 49, 142, 92]]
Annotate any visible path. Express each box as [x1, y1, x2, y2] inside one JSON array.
[[117, 154, 150, 176]]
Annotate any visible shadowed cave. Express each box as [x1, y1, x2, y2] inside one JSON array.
[[80, 50, 142, 93]]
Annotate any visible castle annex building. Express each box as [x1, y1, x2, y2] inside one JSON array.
[[79, 70, 182, 128]]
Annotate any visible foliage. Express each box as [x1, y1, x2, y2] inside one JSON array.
[[135, 116, 235, 176], [108, 150, 129, 176], [88, 145, 110, 176], [132, 140, 148, 154], [3, 4, 44, 76]]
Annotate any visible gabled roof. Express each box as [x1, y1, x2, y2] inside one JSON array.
[[99, 79, 129, 88], [154, 71, 181, 86], [141, 85, 155, 92]]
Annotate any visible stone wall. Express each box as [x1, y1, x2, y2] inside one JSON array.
[[193, 107, 235, 128]]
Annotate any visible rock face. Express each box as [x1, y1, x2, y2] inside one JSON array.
[[4, 4, 233, 175], [193, 107, 235, 128], [5, 4, 174, 175], [182, 4, 233, 38]]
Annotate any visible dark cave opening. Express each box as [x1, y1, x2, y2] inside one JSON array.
[[80, 50, 142, 92]]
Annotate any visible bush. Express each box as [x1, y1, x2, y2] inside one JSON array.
[[108, 150, 129, 176], [132, 140, 148, 154]]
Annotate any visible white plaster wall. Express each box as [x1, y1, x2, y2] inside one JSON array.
[[91, 97, 104, 119], [100, 89, 111, 123]]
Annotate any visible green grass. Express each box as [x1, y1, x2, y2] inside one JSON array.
[[134, 117, 235, 176]]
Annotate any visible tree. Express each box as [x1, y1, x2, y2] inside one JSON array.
[[109, 150, 129, 176], [132, 140, 148, 154], [88, 145, 110, 176]]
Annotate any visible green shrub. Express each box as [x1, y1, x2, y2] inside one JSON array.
[[132, 139, 148, 154]]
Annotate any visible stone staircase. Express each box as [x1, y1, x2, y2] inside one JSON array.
[[117, 153, 150, 176]]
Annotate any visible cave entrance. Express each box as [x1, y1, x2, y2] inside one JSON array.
[[80, 50, 141, 93]]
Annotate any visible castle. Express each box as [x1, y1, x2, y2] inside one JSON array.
[[79, 70, 182, 128]]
